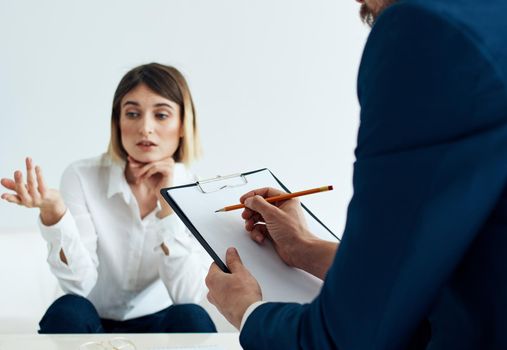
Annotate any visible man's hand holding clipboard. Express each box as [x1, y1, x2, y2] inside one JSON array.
[[205, 186, 338, 328]]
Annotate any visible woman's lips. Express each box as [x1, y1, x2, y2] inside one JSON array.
[[137, 145, 156, 152], [136, 141, 157, 151]]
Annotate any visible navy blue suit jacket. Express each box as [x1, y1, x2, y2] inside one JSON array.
[[241, 1, 507, 349]]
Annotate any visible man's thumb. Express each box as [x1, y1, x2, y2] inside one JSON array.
[[226, 247, 244, 273]]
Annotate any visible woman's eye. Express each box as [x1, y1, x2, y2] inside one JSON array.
[[126, 112, 140, 118], [156, 113, 169, 120]]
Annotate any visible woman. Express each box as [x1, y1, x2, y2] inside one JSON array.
[[0, 63, 216, 333]]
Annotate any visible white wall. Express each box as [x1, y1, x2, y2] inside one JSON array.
[[0, 0, 369, 237]]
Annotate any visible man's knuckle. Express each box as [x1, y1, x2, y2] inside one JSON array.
[[205, 275, 213, 287]]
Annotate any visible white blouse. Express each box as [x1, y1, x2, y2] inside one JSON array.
[[38, 154, 211, 321]]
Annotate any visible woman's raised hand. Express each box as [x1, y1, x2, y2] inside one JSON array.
[[1, 157, 66, 226]]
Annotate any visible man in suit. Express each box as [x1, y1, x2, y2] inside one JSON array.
[[205, 0, 507, 348]]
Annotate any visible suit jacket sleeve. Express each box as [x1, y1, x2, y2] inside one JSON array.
[[240, 3, 507, 349]]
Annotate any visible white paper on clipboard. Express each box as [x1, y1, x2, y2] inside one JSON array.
[[161, 168, 339, 303]]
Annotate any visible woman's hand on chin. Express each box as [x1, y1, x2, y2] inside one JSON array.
[[127, 155, 175, 190], [126, 155, 176, 218]]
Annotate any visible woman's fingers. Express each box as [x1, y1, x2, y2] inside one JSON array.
[[1, 159, 50, 208], [139, 164, 155, 178], [127, 156, 142, 168], [127, 158, 174, 189], [132, 162, 153, 179], [25, 157, 40, 201], [1, 193, 22, 205], [126, 161, 146, 182], [139, 162, 171, 180], [142, 165, 164, 180], [35, 165, 47, 197], [0, 178, 16, 191], [14, 170, 31, 205]]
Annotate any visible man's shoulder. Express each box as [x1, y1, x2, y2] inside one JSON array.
[[357, 0, 507, 148], [377, 0, 507, 49], [366, 0, 507, 82], [378, 1, 499, 27], [406, 0, 506, 30]]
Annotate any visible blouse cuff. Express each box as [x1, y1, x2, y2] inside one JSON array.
[[38, 209, 80, 268], [38, 209, 78, 244]]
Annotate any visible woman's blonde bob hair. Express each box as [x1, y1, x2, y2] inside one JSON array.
[[107, 63, 201, 165]]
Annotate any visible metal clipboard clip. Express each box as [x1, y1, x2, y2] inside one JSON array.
[[196, 173, 248, 193]]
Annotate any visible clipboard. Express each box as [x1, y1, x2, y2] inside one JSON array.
[[160, 168, 340, 303]]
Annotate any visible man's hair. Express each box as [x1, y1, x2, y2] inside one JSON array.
[[107, 63, 201, 165]]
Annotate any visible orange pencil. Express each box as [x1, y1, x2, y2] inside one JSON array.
[[215, 185, 333, 213]]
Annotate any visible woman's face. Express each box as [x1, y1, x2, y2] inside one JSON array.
[[120, 83, 182, 163]]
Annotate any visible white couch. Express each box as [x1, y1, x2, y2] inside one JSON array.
[[0, 229, 235, 333]]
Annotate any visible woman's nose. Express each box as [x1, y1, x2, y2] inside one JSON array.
[[139, 118, 154, 136]]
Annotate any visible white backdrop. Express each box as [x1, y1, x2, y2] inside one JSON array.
[[0, 0, 369, 236]]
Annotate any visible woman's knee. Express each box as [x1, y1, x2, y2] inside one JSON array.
[[52, 294, 94, 310], [39, 294, 102, 333], [171, 303, 207, 314], [164, 303, 217, 333]]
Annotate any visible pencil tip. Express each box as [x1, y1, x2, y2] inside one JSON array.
[[215, 209, 223, 213]]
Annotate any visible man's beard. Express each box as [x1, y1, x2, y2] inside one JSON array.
[[360, 1, 397, 27], [360, 4, 375, 26]]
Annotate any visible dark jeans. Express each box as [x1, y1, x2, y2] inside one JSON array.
[[39, 294, 217, 333]]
